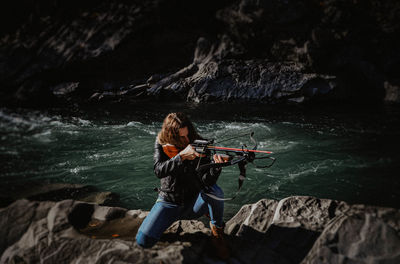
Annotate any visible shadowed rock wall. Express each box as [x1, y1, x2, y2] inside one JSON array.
[[1, 0, 399, 106]]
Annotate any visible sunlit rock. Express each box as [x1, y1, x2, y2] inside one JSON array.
[[1, 196, 399, 263]]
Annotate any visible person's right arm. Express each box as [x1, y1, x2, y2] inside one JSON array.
[[153, 141, 183, 179]]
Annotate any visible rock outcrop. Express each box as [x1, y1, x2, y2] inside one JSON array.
[[1, 0, 399, 106], [1, 196, 399, 263], [147, 36, 336, 103], [225, 196, 400, 263]]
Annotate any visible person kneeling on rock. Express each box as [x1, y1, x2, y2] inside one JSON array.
[[136, 112, 229, 260]]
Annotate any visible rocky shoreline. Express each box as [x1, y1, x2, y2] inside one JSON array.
[[1, 1, 400, 262], [1, 194, 399, 263]]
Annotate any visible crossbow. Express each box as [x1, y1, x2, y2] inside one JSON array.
[[192, 132, 276, 201]]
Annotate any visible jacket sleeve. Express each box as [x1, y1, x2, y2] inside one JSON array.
[[153, 140, 183, 179], [198, 157, 223, 186]]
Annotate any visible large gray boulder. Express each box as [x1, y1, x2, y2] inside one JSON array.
[[225, 196, 400, 264], [302, 205, 400, 263], [225, 196, 348, 264], [0, 199, 221, 264]]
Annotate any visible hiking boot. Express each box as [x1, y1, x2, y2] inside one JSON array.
[[209, 222, 230, 260]]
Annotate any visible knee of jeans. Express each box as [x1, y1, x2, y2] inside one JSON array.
[[136, 231, 158, 248], [211, 184, 224, 198]]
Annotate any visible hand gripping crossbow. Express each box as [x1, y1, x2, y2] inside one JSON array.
[[192, 132, 276, 201]]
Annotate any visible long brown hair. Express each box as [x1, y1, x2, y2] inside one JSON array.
[[157, 112, 201, 149]]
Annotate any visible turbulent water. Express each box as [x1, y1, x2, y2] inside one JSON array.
[[1, 104, 399, 220]]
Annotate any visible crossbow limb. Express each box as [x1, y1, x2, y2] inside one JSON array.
[[192, 132, 276, 201]]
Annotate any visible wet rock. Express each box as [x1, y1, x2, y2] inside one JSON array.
[[79, 191, 120, 206], [0, 182, 120, 208], [51, 82, 79, 95]]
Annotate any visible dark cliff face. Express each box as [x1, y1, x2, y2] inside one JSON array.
[[0, 0, 399, 107]]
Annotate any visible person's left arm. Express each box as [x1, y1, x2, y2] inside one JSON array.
[[198, 154, 224, 186]]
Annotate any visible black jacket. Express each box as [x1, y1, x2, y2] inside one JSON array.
[[153, 140, 221, 204]]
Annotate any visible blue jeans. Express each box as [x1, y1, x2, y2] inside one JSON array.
[[136, 184, 224, 248]]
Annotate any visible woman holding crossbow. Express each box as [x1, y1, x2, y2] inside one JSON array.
[[136, 112, 230, 260]]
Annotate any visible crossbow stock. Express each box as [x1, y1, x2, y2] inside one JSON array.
[[193, 132, 276, 201]]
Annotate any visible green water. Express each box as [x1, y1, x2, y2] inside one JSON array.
[[1, 104, 399, 220]]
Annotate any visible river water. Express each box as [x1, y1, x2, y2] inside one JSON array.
[[1, 103, 399, 220]]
